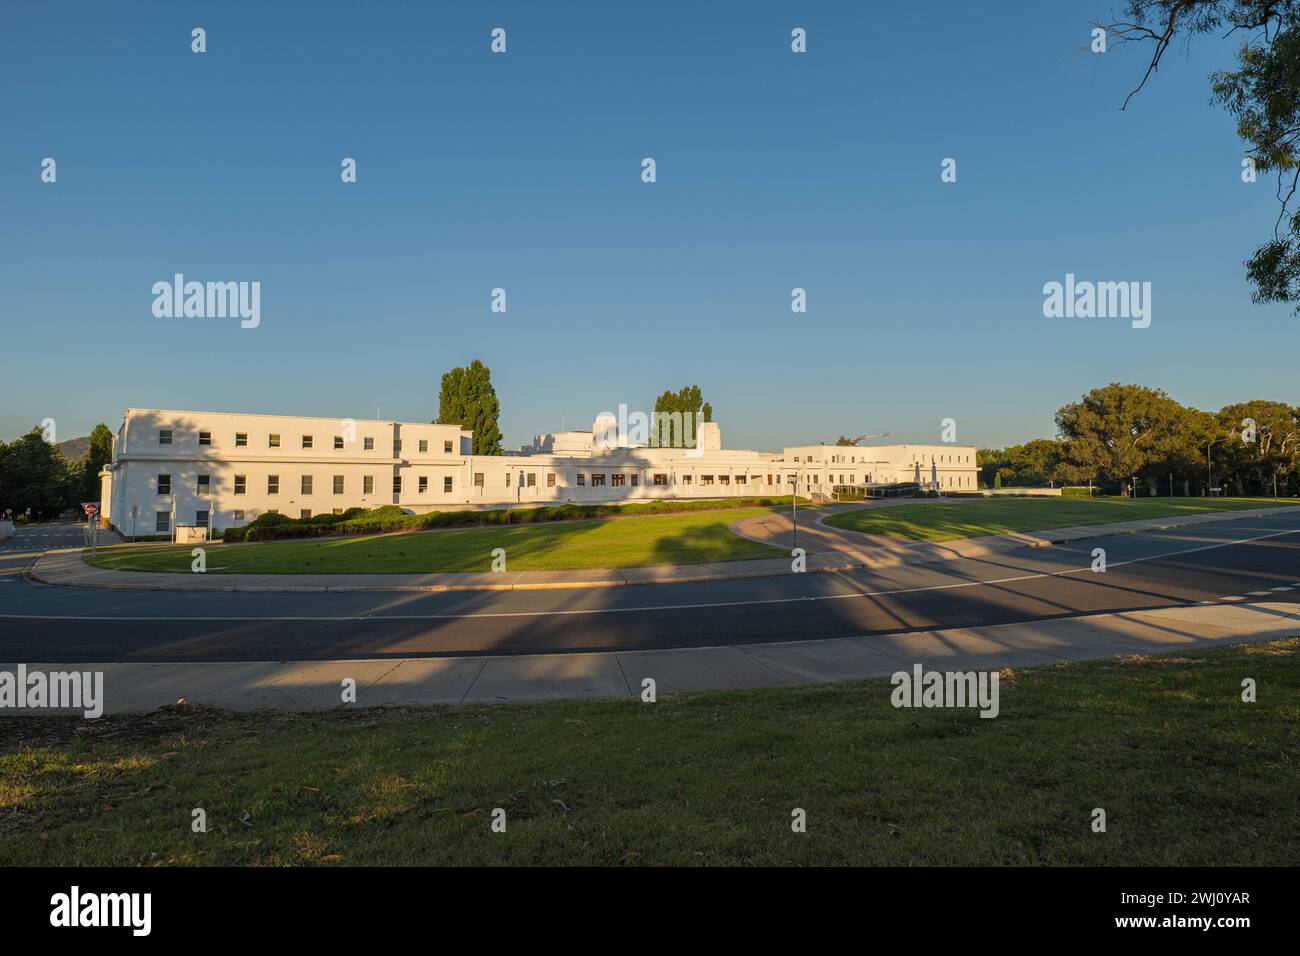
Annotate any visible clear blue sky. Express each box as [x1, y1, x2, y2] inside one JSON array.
[[2, 1, 1295, 451]]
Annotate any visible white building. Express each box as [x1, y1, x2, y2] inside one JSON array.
[[98, 407, 979, 535]]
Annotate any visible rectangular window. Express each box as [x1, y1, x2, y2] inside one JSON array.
[[393, 440, 402, 455], [301, 475, 313, 495], [547, 473, 556, 488], [334, 435, 344, 450], [232, 510, 245, 521], [302, 435, 313, 449], [443, 476, 453, 493], [157, 474, 171, 495], [363, 475, 374, 494], [653, 473, 668, 486], [159, 429, 172, 445], [474, 472, 485, 487], [268, 475, 279, 495], [333, 508, 344, 515], [393, 477, 402, 494], [155, 511, 170, 533], [444, 440, 453, 454], [682, 475, 692, 485], [195, 509, 209, 527], [300, 509, 312, 520], [701, 475, 715, 485], [269, 434, 280, 448], [631, 474, 639, 487], [419, 439, 429, 453], [197, 474, 210, 494], [735, 475, 746, 484], [576, 473, 586, 486], [364, 437, 374, 451], [719, 475, 730, 485], [235, 432, 248, 447], [234, 475, 246, 495], [333, 475, 344, 495], [611, 474, 626, 487], [419, 476, 428, 493], [591, 474, 606, 487], [198, 431, 211, 446], [527, 473, 536, 487]]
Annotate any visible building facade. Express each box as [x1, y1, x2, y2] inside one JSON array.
[[98, 407, 979, 535]]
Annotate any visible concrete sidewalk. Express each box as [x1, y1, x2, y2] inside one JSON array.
[[8, 601, 1298, 715], [27, 504, 1300, 593]]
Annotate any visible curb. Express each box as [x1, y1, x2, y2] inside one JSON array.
[[28, 505, 1300, 593]]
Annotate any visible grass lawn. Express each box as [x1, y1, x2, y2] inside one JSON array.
[[87, 508, 785, 574], [2, 639, 1296, 866], [823, 496, 1297, 542]]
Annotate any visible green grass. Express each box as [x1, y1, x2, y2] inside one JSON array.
[[87, 508, 786, 574], [823, 496, 1297, 542], [2, 639, 1296, 866]]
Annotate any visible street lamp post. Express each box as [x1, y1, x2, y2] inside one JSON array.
[[1206, 437, 1229, 497]]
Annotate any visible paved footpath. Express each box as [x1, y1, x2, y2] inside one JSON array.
[[29, 504, 1300, 593], [9, 602, 1299, 714]]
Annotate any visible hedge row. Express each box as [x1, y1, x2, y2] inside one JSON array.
[[222, 497, 812, 543]]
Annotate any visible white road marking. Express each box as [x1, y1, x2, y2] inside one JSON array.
[[1247, 591, 1272, 596], [3, 525, 1300, 623], [1271, 586, 1293, 591]]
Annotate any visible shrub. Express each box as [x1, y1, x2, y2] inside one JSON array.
[[218, 496, 813, 543]]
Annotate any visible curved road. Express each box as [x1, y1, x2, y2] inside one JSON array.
[[3, 513, 1300, 663]]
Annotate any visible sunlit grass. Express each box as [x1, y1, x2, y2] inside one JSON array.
[[824, 496, 1297, 541], [87, 508, 786, 573]]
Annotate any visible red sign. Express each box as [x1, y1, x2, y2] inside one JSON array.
[[84, 504, 98, 515]]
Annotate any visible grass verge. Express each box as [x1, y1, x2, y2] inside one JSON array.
[[87, 508, 787, 573], [823, 496, 1297, 541], [2, 639, 1296, 865]]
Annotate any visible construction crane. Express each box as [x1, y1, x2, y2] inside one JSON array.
[[845, 431, 897, 445]]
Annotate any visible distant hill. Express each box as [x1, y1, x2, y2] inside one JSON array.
[[56, 436, 90, 462]]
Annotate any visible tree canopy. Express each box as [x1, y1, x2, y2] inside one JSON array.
[[1097, 1, 1300, 311], [435, 359, 503, 456], [981, 383, 1299, 495]]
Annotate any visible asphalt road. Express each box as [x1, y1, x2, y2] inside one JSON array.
[[2, 513, 1299, 663]]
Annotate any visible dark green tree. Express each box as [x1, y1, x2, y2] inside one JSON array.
[[78, 423, 114, 503], [436, 359, 503, 455], [0, 427, 76, 520], [651, 385, 713, 448]]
